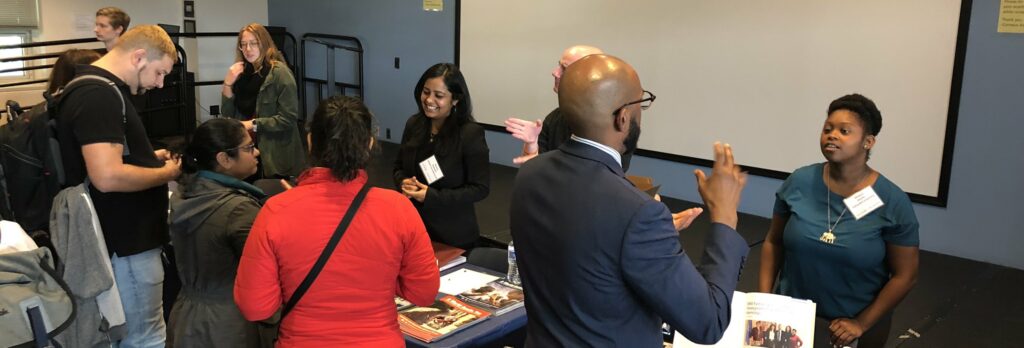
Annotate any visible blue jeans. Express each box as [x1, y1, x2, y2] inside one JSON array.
[[111, 248, 166, 348]]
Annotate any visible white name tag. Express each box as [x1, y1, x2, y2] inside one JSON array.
[[844, 186, 884, 220], [418, 155, 444, 184]]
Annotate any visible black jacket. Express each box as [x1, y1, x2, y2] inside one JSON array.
[[393, 115, 490, 249]]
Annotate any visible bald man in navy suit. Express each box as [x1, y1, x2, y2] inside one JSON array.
[[510, 54, 750, 347]]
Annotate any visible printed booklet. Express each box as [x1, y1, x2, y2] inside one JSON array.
[[398, 295, 492, 343], [674, 292, 815, 348], [456, 279, 525, 315]]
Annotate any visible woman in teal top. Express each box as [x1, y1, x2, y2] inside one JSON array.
[[759, 94, 919, 348], [221, 23, 305, 178]]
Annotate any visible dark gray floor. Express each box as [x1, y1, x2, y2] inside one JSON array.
[[370, 142, 1023, 347]]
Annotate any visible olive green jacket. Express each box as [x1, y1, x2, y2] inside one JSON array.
[[221, 62, 305, 178]]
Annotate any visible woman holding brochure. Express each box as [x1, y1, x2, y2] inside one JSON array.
[[393, 63, 490, 250], [759, 94, 919, 348]]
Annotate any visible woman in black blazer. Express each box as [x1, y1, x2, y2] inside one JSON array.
[[394, 63, 490, 250]]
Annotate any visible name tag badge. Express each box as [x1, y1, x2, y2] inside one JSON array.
[[844, 186, 884, 220], [419, 155, 444, 184]]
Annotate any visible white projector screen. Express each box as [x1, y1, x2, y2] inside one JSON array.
[[457, 0, 968, 205]]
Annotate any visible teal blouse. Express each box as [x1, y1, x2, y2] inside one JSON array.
[[774, 163, 919, 319]]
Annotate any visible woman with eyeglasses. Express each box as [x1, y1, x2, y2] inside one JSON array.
[[221, 22, 305, 179], [235, 96, 439, 347], [759, 94, 919, 348], [167, 118, 267, 347], [393, 63, 490, 250]]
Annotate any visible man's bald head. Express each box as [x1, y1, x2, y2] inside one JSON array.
[[552, 45, 604, 93], [559, 54, 642, 149]]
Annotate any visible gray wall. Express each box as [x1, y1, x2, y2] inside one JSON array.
[[270, 0, 1024, 270], [268, 0, 455, 141]]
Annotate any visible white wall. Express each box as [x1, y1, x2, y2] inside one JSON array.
[[0, 0, 181, 106], [189, 0, 268, 122], [460, 0, 963, 200], [0, 0, 267, 124]]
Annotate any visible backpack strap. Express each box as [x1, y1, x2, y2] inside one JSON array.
[[59, 75, 127, 123], [57, 75, 130, 156]]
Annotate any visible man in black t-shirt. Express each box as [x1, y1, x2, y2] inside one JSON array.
[[56, 25, 179, 347], [504, 45, 603, 164]]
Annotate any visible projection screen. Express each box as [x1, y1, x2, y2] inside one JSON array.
[[457, 0, 970, 205]]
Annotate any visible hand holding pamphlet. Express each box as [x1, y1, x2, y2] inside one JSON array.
[[674, 292, 815, 348]]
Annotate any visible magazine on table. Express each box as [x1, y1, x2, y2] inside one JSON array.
[[455, 279, 525, 316], [674, 291, 815, 348], [398, 295, 492, 343]]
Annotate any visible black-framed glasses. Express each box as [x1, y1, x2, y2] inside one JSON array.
[[613, 90, 656, 115], [226, 142, 256, 153]]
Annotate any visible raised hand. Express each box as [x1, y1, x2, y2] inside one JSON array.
[[693, 142, 747, 229], [506, 118, 543, 164], [504, 118, 542, 144], [224, 62, 245, 86], [672, 207, 704, 231]]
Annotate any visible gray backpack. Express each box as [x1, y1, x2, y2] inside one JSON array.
[[0, 246, 75, 348]]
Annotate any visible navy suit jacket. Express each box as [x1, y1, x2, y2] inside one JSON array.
[[510, 139, 750, 347]]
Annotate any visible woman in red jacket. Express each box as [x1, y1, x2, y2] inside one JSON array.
[[234, 96, 440, 347]]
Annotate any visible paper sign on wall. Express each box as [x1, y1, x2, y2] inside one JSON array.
[[999, 0, 1024, 33], [424, 0, 443, 12], [73, 14, 95, 38]]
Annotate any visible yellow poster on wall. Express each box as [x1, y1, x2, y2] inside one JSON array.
[[424, 0, 444, 12], [999, 0, 1024, 33]]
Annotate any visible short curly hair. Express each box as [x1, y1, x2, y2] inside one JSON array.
[[827, 93, 882, 136], [308, 95, 377, 182]]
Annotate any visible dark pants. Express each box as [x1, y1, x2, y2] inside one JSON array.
[[814, 312, 893, 348]]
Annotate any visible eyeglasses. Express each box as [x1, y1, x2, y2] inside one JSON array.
[[226, 142, 256, 153], [613, 90, 656, 115], [238, 41, 260, 50]]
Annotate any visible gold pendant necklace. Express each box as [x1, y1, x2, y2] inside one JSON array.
[[822, 164, 849, 244]]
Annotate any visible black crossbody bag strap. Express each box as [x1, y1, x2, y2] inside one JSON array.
[[281, 183, 372, 318]]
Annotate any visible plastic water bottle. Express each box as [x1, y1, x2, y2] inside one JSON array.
[[507, 240, 521, 285]]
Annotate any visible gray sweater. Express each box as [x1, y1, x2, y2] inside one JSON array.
[[50, 183, 127, 347]]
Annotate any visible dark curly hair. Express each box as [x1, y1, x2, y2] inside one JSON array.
[[827, 93, 882, 137], [182, 118, 248, 174], [308, 95, 377, 182], [409, 63, 475, 154]]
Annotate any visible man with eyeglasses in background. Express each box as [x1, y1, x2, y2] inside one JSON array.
[[509, 54, 750, 347], [505, 45, 701, 231], [504, 45, 604, 165]]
